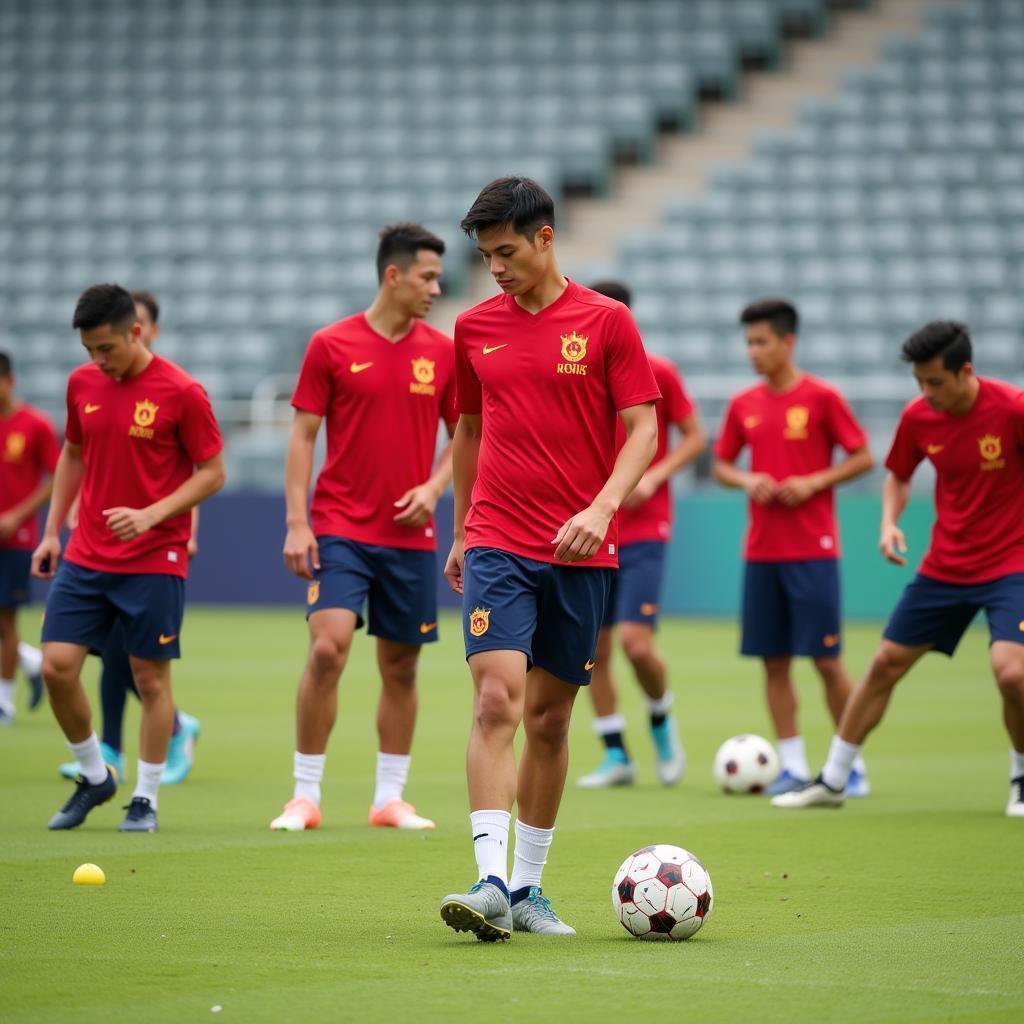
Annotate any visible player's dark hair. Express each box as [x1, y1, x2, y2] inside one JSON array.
[[0, 351, 11, 377], [72, 283, 138, 332], [460, 176, 555, 239], [901, 320, 972, 371], [589, 280, 632, 307], [740, 298, 799, 338], [376, 223, 445, 283], [131, 289, 160, 324]]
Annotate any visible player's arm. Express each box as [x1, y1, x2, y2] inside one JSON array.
[[188, 505, 200, 559], [443, 413, 481, 594], [394, 424, 455, 528], [776, 444, 874, 507], [31, 442, 85, 579], [0, 474, 54, 541], [282, 409, 322, 580], [712, 457, 777, 505], [553, 401, 658, 563], [879, 471, 911, 566], [623, 412, 706, 508]]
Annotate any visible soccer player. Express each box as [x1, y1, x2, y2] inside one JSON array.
[[439, 178, 659, 940], [270, 223, 456, 833], [0, 351, 60, 724], [35, 283, 225, 832], [713, 299, 874, 796], [576, 280, 706, 789], [773, 321, 1024, 816], [56, 290, 201, 783]]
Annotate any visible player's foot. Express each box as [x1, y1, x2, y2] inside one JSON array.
[[1006, 775, 1024, 817], [162, 711, 200, 785], [368, 799, 435, 830], [650, 717, 686, 785], [269, 796, 322, 831], [0, 702, 14, 726], [846, 768, 871, 798], [771, 775, 845, 809], [765, 769, 811, 796], [577, 749, 636, 788], [60, 742, 124, 782], [118, 796, 158, 832], [510, 886, 576, 935], [440, 879, 512, 942], [26, 671, 44, 711], [47, 769, 118, 830]]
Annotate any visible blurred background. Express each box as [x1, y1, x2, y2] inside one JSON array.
[[2, 0, 1021, 610]]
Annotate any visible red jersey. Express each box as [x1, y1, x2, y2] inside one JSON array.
[[455, 280, 661, 568], [292, 314, 456, 551], [715, 374, 867, 562], [64, 356, 223, 577], [617, 354, 696, 546], [0, 403, 60, 551], [885, 377, 1024, 584]]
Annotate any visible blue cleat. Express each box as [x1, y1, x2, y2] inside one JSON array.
[[846, 768, 871, 798], [650, 716, 686, 785], [766, 769, 810, 796], [577, 748, 635, 788], [27, 671, 44, 711], [118, 796, 158, 832], [48, 769, 119, 830], [162, 711, 200, 785], [60, 742, 124, 782]]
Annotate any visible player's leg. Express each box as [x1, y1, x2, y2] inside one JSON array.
[[0, 549, 41, 718], [0, 607, 18, 722], [578, 626, 636, 788]]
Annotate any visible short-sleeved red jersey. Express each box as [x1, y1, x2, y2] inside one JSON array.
[[0, 403, 61, 551], [292, 314, 456, 551], [885, 377, 1024, 584], [714, 374, 868, 561], [617, 355, 696, 546], [454, 280, 661, 568], [64, 356, 223, 577]]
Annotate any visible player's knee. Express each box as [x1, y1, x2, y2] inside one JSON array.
[[526, 700, 573, 746], [41, 651, 75, 688], [994, 661, 1024, 701], [308, 634, 348, 680], [474, 677, 518, 734], [869, 645, 911, 686], [620, 630, 653, 665], [380, 651, 418, 690], [812, 657, 843, 685], [131, 667, 169, 701]]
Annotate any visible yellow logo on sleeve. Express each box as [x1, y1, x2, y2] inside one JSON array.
[[4, 432, 25, 462], [129, 399, 159, 439], [469, 607, 490, 637], [410, 357, 437, 396], [979, 434, 1004, 470], [784, 405, 809, 440]]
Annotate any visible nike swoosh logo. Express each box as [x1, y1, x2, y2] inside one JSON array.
[[584, 659, 596, 671], [84, 404, 101, 414], [473, 833, 488, 841], [927, 444, 944, 455], [158, 634, 177, 645], [482, 344, 508, 355], [350, 362, 373, 374], [419, 622, 437, 634]]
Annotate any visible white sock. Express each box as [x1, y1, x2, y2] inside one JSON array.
[[822, 736, 862, 791], [18, 641, 43, 676], [593, 713, 626, 736], [133, 759, 164, 808], [1011, 749, 1024, 780], [777, 736, 809, 779], [471, 809, 510, 886], [0, 678, 14, 709], [853, 754, 867, 774], [293, 751, 325, 805], [68, 733, 109, 785], [645, 691, 674, 716], [373, 752, 410, 808], [509, 819, 554, 896]]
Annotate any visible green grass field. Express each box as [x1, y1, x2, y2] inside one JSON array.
[[2, 608, 1023, 1024]]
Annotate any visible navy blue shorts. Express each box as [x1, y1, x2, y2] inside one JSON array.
[[741, 559, 842, 659], [306, 536, 439, 644], [462, 546, 614, 685], [884, 572, 1024, 656], [603, 541, 666, 628], [41, 560, 185, 660], [0, 549, 32, 608]]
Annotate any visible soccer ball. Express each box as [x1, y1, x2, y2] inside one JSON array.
[[611, 844, 714, 941], [713, 734, 779, 793]]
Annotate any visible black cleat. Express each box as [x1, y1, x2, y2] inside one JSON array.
[[48, 770, 118, 830], [118, 796, 158, 832]]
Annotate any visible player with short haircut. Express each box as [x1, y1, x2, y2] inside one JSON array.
[[439, 178, 659, 940], [0, 351, 60, 724], [576, 280, 706, 790], [774, 321, 1024, 816], [36, 283, 225, 832], [713, 299, 874, 795], [270, 223, 455, 833]]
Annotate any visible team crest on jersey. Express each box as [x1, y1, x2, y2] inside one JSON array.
[[129, 399, 159, 439], [979, 433, 1004, 470], [469, 606, 490, 637], [307, 580, 320, 606], [4, 432, 25, 462], [410, 357, 437, 396], [784, 405, 809, 440], [557, 331, 589, 377]]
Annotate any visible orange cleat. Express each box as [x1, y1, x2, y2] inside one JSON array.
[[368, 799, 435, 830], [270, 796, 322, 831]]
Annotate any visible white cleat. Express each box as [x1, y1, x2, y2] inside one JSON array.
[[269, 796, 322, 831], [771, 776, 846, 809], [650, 716, 686, 786], [1007, 775, 1024, 817], [577, 752, 636, 789], [511, 887, 576, 936]]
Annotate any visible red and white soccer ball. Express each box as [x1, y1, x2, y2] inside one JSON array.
[[611, 844, 714, 941], [713, 733, 779, 793]]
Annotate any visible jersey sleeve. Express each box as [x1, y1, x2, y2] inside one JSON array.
[[713, 398, 744, 462], [884, 407, 923, 480], [35, 413, 61, 472], [440, 347, 459, 427], [605, 306, 660, 410], [825, 387, 868, 453], [658, 362, 695, 424], [454, 319, 482, 416], [178, 383, 224, 465], [1014, 390, 1024, 447], [65, 375, 83, 444], [291, 333, 333, 417]]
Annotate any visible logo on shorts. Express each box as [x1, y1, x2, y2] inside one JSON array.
[[584, 659, 596, 671], [784, 405, 809, 440], [419, 622, 437, 634], [129, 399, 159, 439], [307, 580, 320, 605], [410, 357, 436, 396], [640, 602, 658, 616], [4, 431, 25, 462], [557, 331, 589, 377], [158, 634, 177, 645], [469, 606, 490, 637], [822, 634, 840, 648], [978, 434, 1004, 470]]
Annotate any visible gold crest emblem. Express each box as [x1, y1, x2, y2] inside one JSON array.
[[784, 405, 809, 439], [307, 580, 320, 606], [560, 331, 588, 363], [979, 434, 1002, 461], [4, 432, 25, 462], [412, 357, 435, 384], [469, 607, 490, 638], [134, 399, 159, 428]]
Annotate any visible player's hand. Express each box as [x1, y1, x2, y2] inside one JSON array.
[[744, 473, 778, 506], [283, 522, 320, 580], [776, 475, 819, 507], [393, 483, 440, 528], [31, 535, 61, 580], [622, 473, 658, 509], [187, 535, 199, 560], [0, 511, 20, 541], [552, 505, 612, 563], [444, 537, 465, 594], [102, 506, 158, 541], [879, 523, 908, 566]]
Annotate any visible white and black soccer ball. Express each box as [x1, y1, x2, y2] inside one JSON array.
[[713, 733, 779, 793], [611, 844, 714, 941]]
